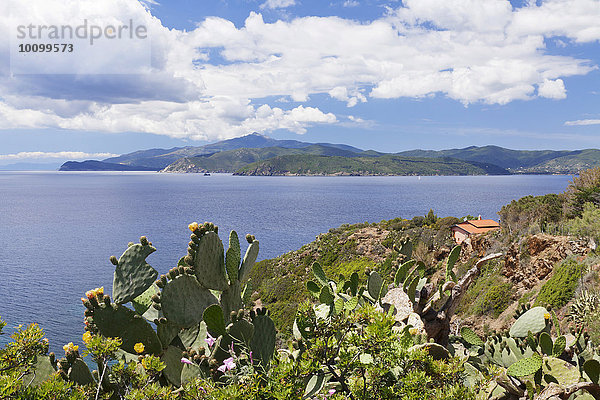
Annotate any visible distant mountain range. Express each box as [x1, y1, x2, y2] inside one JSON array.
[[58, 132, 600, 175]]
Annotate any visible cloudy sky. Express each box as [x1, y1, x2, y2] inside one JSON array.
[[1, 0, 599, 166]]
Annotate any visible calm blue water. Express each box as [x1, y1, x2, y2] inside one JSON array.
[[0, 172, 571, 352]]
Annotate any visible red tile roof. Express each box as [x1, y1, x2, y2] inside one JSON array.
[[451, 219, 501, 235], [468, 219, 501, 228]]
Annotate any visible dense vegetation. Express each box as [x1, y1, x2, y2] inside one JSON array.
[[234, 154, 508, 176], [161, 145, 365, 173]]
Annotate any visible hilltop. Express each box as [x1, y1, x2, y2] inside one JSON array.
[[59, 133, 600, 175]]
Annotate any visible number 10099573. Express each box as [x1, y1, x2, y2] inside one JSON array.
[[18, 43, 73, 53]]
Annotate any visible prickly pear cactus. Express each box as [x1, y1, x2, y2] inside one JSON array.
[[154, 272, 218, 329], [506, 353, 542, 377], [509, 306, 549, 338], [250, 308, 276, 368], [111, 236, 158, 304], [83, 292, 162, 355]]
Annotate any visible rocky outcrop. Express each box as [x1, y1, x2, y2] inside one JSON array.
[[348, 227, 391, 262], [503, 234, 591, 289]]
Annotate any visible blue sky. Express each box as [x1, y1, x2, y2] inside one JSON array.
[[0, 0, 599, 167]]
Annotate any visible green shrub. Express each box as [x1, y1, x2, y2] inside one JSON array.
[[565, 167, 600, 217], [498, 193, 564, 234], [474, 282, 513, 318], [456, 260, 512, 318], [565, 202, 600, 243], [534, 258, 586, 309]]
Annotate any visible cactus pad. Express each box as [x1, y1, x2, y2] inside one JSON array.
[[542, 356, 580, 386], [552, 335, 566, 357], [311, 262, 328, 287], [367, 271, 383, 300], [319, 285, 334, 305], [395, 260, 415, 286], [461, 327, 484, 347], [160, 274, 218, 329], [228, 319, 255, 346], [193, 231, 228, 291], [112, 242, 158, 304], [68, 358, 94, 385], [91, 302, 162, 355], [132, 283, 159, 316], [225, 231, 241, 282], [539, 332, 553, 355], [446, 245, 461, 282], [203, 304, 227, 337], [157, 321, 180, 349], [583, 359, 600, 384], [161, 345, 183, 387], [239, 239, 259, 282], [250, 314, 276, 368], [506, 353, 542, 377], [23, 355, 55, 386], [410, 343, 450, 360], [509, 306, 548, 338]]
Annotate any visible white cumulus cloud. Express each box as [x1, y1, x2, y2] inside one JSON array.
[[0, 0, 598, 141], [538, 79, 566, 99]]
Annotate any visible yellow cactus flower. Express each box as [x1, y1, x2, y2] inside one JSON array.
[[409, 327, 418, 335], [188, 222, 199, 232], [544, 312, 551, 320], [63, 342, 79, 353], [85, 286, 104, 299], [134, 342, 145, 354], [82, 331, 92, 344]]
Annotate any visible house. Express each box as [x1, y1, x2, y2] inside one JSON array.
[[451, 217, 501, 244]]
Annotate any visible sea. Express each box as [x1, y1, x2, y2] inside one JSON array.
[[0, 171, 572, 353]]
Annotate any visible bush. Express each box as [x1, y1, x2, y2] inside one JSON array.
[[534, 258, 586, 309], [565, 167, 600, 217], [565, 202, 600, 243], [474, 282, 513, 318], [498, 193, 564, 234]]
